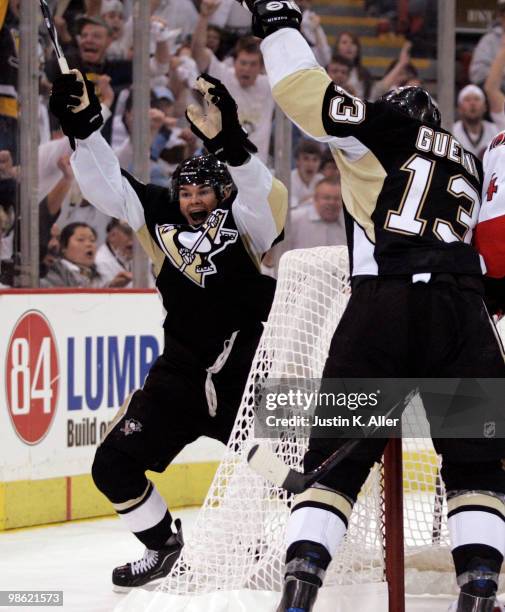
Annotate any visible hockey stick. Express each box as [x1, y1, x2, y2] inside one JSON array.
[[40, 0, 90, 113], [247, 388, 417, 495], [39, 0, 69, 73]]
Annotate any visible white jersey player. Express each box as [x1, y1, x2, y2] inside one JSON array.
[[476, 130, 505, 291]]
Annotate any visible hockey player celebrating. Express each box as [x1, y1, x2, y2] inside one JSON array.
[[49, 70, 287, 590], [235, 2, 505, 611]]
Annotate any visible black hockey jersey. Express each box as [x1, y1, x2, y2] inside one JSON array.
[[71, 132, 287, 359], [262, 29, 485, 277]]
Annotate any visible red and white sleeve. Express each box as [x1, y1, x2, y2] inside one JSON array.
[[475, 131, 505, 278]]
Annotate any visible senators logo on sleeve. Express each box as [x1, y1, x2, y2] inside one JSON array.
[[155, 210, 238, 287]]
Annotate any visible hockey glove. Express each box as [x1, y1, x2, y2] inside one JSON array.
[[186, 73, 258, 166], [234, 0, 302, 39], [49, 70, 103, 148]]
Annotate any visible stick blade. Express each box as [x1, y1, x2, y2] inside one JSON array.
[[247, 443, 291, 488]]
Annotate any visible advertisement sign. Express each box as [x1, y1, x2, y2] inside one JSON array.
[[0, 291, 164, 481]]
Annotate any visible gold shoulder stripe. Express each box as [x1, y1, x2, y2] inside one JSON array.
[[136, 224, 165, 277], [268, 177, 288, 236], [272, 68, 331, 139], [332, 148, 387, 243]]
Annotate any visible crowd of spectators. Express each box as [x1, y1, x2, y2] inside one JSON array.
[[1, 0, 505, 289]]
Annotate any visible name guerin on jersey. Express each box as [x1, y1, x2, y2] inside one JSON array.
[[156, 209, 238, 287], [416, 126, 479, 179]]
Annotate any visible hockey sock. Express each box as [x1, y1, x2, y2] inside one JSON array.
[[448, 490, 505, 596], [285, 486, 353, 560], [114, 481, 175, 549]]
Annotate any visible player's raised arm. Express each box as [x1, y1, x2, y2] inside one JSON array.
[[235, 0, 364, 144], [186, 74, 287, 261], [49, 71, 146, 232]]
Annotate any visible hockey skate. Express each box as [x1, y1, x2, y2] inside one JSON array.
[[112, 519, 184, 591], [276, 575, 320, 612], [276, 550, 326, 612]]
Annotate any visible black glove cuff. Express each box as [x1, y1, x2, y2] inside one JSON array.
[[205, 132, 254, 166], [252, 0, 302, 39]]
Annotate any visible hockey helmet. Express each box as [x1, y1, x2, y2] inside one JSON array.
[[377, 86, 441, 127], [171, 155, 234, 203]]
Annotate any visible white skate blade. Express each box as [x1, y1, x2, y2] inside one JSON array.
[[247, 443, 291, 488]]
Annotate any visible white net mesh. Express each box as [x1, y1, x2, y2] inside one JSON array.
[[118, 246, 505, 610]]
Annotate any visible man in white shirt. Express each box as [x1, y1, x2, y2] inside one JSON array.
[[452, 85, 499, 160], [95, 218, 133, 287], [289, 177, 346, 250], [191, 0, 275, 163], [290, 140, 324, 208], [152, 0, 198, 41], [208, 0, 252, 32]]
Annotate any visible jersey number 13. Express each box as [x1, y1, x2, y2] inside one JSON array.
[[385, 155, 480, 243]]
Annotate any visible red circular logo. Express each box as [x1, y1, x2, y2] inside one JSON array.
[[5, 310, 59, 445]]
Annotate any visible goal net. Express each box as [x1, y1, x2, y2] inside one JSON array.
[[116, 246, 505, 612]]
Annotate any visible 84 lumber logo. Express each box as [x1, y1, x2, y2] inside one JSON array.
[[5, 310, 59, 445], [156, 209, 238, 287]]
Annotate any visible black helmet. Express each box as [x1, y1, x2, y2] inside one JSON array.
[[377, 86, 441, 127], [171, 154, 233, 202]]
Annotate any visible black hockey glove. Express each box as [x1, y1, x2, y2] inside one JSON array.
[[235, 0, 302, 39], [186, 73, 257, 166], [49, 70, 103, 148]]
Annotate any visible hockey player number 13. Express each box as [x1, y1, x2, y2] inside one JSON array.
[[385, 155, 480, 243], [329, 94, 366, 125]]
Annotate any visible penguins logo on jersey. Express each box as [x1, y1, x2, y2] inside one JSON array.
[[156, 209, 238, 287]]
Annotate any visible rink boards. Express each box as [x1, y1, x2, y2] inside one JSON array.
[[0, 290, 224, 530]]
